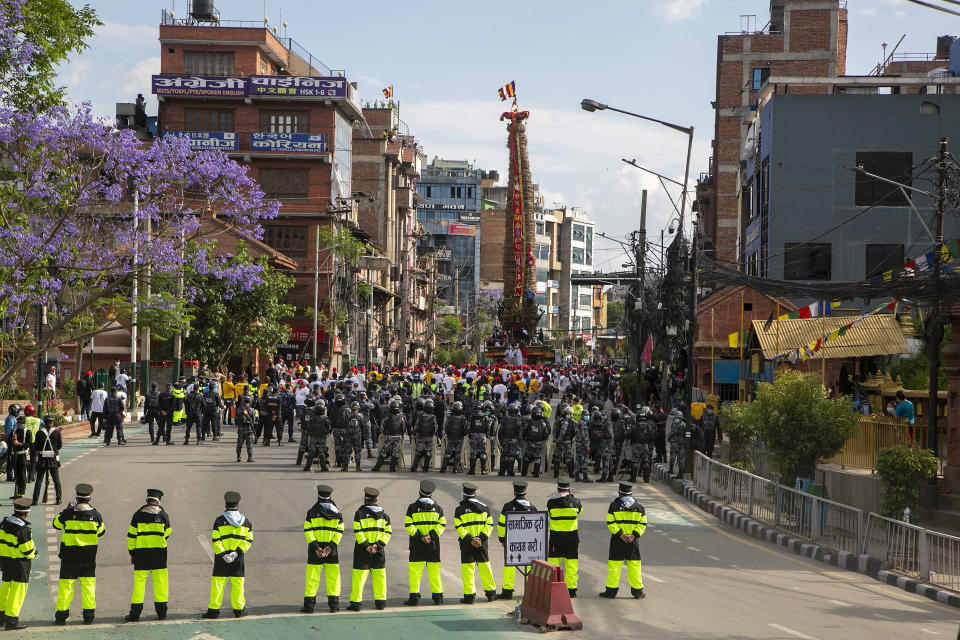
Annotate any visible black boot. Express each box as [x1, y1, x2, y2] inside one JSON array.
[[480, 459, 487, 476], [155, 602, 168, 620], [301, 596, 316, 613], [566, 462, 576, 479], [599, 587, 618, 598], [432, 593, 444, 605], [373, 456, 384, 472], [296, 452, 305, 466], [498, 589, 514, 600], [355, 459, 361, 472], [568, 588, 577, 598], [4, 617, 25, 631], [367, 446, 374, 459], [410, 453, 420, 473], [347, 602, 362, 612], [485, 590, 497, 602], [234, 608, 247, 618], [403, 593, 421, 606], [460, 594, 475, 605], [389, 459, 397, 473], [440, 458, 448, 473], [631, 588, 646, 599], [467, 460, 476, 475], [54, 610, 68, 625], [375, 600, 386, 610], [532, 461, 541, 478], [82, 609, 95, 625], [489, 454, 497, 473], [328, 596, 340, 612], [422, 461, 430, 473], [521, 460, 529, 477], [124, 603, 143, 622], [201, 608, 220, 619], [582, 473, 593, 483]]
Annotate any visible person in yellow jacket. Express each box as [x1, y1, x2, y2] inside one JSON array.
[[171, 382, 186, 425], [53, 483, 105, 625], [124, 489, 171, 623], [202, 491, 253, 619], [546, 475, 582, 597], [301, 484, 344, 614], [454, 482, 496, 604], [403, 480, 445, 606], [0, 498, 36, 631], [349, 487, 391, 611], [600, 482, 647, 599]]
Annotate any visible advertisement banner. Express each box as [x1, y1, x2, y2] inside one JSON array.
[[151, 75, 247, 97], [448, 223, 475, 236], [152, 75, 348, 98], [250, 133, 327, 153], [163, 131, 237, 151]]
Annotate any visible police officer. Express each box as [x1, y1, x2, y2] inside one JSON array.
[[698, 404, 722, 458], [302, 484, 343, 613], [497, 403, 522, 477], [410, 399, 437, 473], [124, 489, 171, 622], [358, 391, 377, 458], [201, 384, 224, 442], [280, 384, 297, 443], [7, 417, 30, 500], [597, 411, 616, 482], [31, 415, 62, 505], [296, 394, 318, 467], [546, 476, 582, 597], [183, 385, 203, 445], [403, 480, 445, 606], [303, 399, 331, 473], [202, 491, 253, 619], [466, 408, 490, 476], [667, 407, 687, 477], [143, 382, 161, 443], [606, 408, 628, 482], [652, 404, 667, 463], [349, 487, 391, 611], [235, 395, 255, 463], [53, 483, 105, 625], [496, 481, 536, 600], [261, 387, 282, 447], [155, 383, 175, 446], [342, 401, 366, 472], [330, 394, 348, 467], [521, 405, 549, 478], [171, 379, 186, 425], [372, 400, 405, 472], [599, 482, 647, 599], [630, 408, 654, 483], [454, 482, 496, 604], [0, 497, 35, 630], [440, 401, 467, 474], [553, 406, 577, 480]]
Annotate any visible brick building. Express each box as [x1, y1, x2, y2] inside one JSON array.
[[699, 0, 848, 269], [154, 9, 364, 371]]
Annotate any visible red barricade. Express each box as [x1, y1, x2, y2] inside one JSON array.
[[519, 559, 583, 631]]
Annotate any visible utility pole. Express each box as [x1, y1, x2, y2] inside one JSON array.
[[130, 191, 138, 409], [400, 226, 410, 368], [172, 228, 184, 382], [686, 217, 699, 406], [140, 212, 151, 398], [636, 190, 647, 404], [312, 224, 320, 366], [928, 137, 948, 467]]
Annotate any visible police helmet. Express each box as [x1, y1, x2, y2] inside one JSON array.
[[521, 404, 533, 416], [8, 404, 21, 416], [611, 409, 621, 420], [389, 399, 401, 414], [423, 399, 435, 412], [334, 393, 345, 404], [508, 403, 520, 416], [531, 405, 543, 419], [452, 401, 463, 415], [316, 404, 327, 416], [414, 398, 425, 412], [563, 406, 573, 417], [304, 395, 316, 407], [483, 400, 494, 412], [591, 411, 604, 424], [351, 401, 360, 410]]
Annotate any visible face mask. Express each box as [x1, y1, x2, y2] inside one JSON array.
[[886, 406, 894, 414], [707, 410, 713, 415]]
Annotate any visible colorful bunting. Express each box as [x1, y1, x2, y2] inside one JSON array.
[[727, 330, 748, 348], [771, 300, 898, 363]]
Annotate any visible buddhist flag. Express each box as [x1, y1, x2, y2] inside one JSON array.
[[728, 330, 747, 348], [382, 85, 393, 98], [498, 80, 516, 101]]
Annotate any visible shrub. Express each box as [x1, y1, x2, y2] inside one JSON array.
[[876, 445, 939, 519], [719, 402, 760, 471]]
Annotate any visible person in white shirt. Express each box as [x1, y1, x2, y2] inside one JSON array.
[[442, 373, 457, 405], [115, 369, 130, 392], [492, 380, 507, 403], [44, 366, 57, 398], [89, 383, 108, 438]]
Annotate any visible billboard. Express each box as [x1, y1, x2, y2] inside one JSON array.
[[448, 223, 475, 236], [152, 75, 348, 98]]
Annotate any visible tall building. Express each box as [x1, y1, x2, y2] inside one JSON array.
[[154, 9, 363, 370], [700, 0, 848, 269], [556, 207, 597, 342], [416, 158, 483, 315]]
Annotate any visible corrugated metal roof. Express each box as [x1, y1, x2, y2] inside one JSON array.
[[752, 315, 907, 360]]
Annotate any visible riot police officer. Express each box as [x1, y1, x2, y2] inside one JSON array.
[[521, 406, 549, 478], [497, 403, 522, 477], [410, 399, 437, 473], [372, 400, 405, 472], [440, 401, 467, 474]]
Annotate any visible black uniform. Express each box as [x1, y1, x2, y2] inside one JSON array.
[[235, 402, 255, 462], [260, 393, 281, 446], [155, 390, 174, 445], [183, 391, 204, 444], [31, 426, 62, 504], [201, 390, 224, 441]]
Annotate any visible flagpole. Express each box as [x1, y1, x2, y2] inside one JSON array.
[[711, 308, 715, 400], [821, 302, 827, 386], [738, 289, 744, 401]]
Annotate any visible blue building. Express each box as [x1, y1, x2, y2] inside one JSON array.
[[416, 158, 483, 314]]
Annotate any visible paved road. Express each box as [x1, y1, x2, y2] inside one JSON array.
[[15, 424, 960, 639]]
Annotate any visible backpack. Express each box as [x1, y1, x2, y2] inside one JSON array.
[[203, 394, 218, 413], [104, 396, 124, 419]]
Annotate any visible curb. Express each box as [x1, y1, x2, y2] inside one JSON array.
[[652, 462, 960, 608]]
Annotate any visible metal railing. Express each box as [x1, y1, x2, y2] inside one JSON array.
[[823, 416, 947, 472], [693, 452, 862, 555], [862, 512, 960, 592]]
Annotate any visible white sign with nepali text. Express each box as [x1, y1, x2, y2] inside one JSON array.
[[503, 511, 548, 567]]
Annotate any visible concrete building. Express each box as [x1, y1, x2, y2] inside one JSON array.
[[154, 9, 363, 370], [557, 207, 597, 341], [416, 158, 483, 315], [743, 92, 960, 283], [699, 0, 848, 268]]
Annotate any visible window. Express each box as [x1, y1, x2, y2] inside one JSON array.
[[866, 244, 905, 279], [535, 221, 545, 235], [572, 224, 585, 242], [467, 187, 474, 199], [280, 284, 307, 313], [259, 169, 309, 198], [425, 186, 432, 198], [537, 244, 549, 260], [751, 67, 770, 91], [183, 51, 234, 76], [260, 111, 309, 134], [784, 243, 832, 281], [854, 151, 912, 206], [572, 247, 585, 264], [264, 226, 308, 260], [184, 109, 234, 132], [579, 293, 591, 307], [450, 186, 463, 198], [743, 303, 753, 312]]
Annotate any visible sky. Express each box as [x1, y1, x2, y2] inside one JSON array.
[[57, 0, 953, 271]]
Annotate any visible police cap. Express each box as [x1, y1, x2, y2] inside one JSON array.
[[12, 497, 32, 513], [224, 491, 241, 507], [146, 489, 164, 500], [419, 480, 435, 495], [461, 482, 478, 496], [556, 476, 572, 489], [364, 487, 380, 500], [75, 483, 94, 498], [317, 484, 333, 497], [618, 482, 633, 495], [512, 481, 528, 494]]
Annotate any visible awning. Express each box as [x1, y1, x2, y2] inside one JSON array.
[[751, 315, 907, 360]]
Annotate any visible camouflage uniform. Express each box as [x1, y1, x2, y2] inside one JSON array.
[[441, 413, 468, 473], [552, 416, 577, 478], [496, 414, 523, 477], [521, 416, 549, 477], [341, 412, 365, 471], [667, 415, 687, 475], [467, 413, 490, 474], [411, 411, 438, 472], [574, 420, 591, 480], [304, 412, 331, 472], [373, 411, 406, 472]]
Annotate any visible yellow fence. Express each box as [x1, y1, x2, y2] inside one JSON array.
[[824, 416, 946, 472]]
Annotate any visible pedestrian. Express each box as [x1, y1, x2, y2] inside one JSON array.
[[697, 404, 722, 458], [7, 417, 31, 500], [31, 414, 62, 505], [348, 487, 391, 611], [496, 481, 537, 600], [454, 482, 496, 604], [599, 482, 647, 599], [235, 395, 255, 463], [301, 484, 343, 614], [76, 372, 93, 422], [124, 489, 171, 622], [88, 383, 107, 438], [403, 480, 445, 606], [667, 407, 688, 477], [3, 404, 20, 483], [0, 498, 35, 631], [546, 475, 582, 597], [222, 373, 236, 427], [202, 491, 253, 619], [53, 483, 105, 625], [102, 386, 126, 446]]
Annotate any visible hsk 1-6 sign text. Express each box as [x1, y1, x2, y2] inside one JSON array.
[[503, 511, 548, 567]]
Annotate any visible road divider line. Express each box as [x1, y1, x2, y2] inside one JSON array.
[[768, 623, 819, 639], [686, 546, 701, 552], [197, 534, 215, 562], [707, 555, 721, 561], [829, 599, 849, 607], [668, 538, 682, 543], [643, 574, 665, 583]]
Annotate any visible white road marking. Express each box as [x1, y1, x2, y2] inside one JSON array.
[[829, 599, 850, 607], [197, 534, 215, 562], [768, 623, 819, 639], [729, 564, 739, 569], [643, 574, 665, 583], [686, 546, 701, 552], [921, 630, 940, 635], [668, 537, 682, 543], [872, 613, 892, 621], [707, 555, 721, 561]]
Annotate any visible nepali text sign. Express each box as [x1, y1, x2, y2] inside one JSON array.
[[448, 223, 475, 236], [503, 511, 548, 567], [251, 133, 327, 153], [164, 131, 237, 151], [152, 74, 348, 98]]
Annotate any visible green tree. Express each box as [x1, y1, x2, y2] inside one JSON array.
[[3, 0, 101, 112], [436, 315, 463, 347], [876, 445, 939, 519], [719, 401, 762, 471], [184, 242, 295, 369], [737, 370, 856, 485], [606, 301, 625, 330]]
